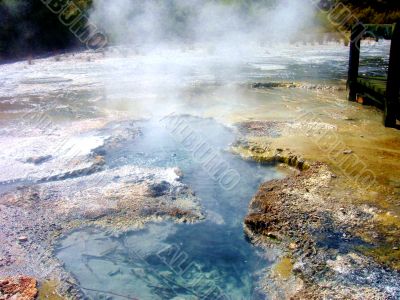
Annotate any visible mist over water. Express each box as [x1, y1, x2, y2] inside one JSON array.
[[90, 0, 315, 51], [50, 4, 319, 298], [86, 0, 320, 120]]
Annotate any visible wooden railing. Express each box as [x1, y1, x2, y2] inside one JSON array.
[[347, 22, 399, 127]]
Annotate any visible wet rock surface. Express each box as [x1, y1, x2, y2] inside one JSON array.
[[0, 164, 203, 270], [1, 43, 398, 299], [26, 155, 53, 165], [246, 163, 400, 299], [237, 121, 285, 138], [0, 119, 204, 298], [236, 120, 400, 299], [251, 82, 346, 91], [148, 181, 172, 197], [232, 139, 309, 171], [0, 119, 108, 187]]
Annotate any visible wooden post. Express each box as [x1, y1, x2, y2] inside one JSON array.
[[347, 23, 365, 101], [385, 21, 400, 127]]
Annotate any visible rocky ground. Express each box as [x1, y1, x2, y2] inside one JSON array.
[[0, 276, 37, 300], [1, 46, 399, 299], [233, 119, 400, 299], [0, 118, 204, 299], [251, 82, 347, 92], [1, 115, 399, 299]]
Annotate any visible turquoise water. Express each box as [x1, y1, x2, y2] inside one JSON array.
[[56, 116, 282, 300]]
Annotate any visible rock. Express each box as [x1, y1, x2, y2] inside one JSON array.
[[289, 243, 297, 250], [266, 232, 279, 240], [174, 167, 183, 178], [0, 276, 38, 300], [26, 155, 52, 165], [18, 236, 28, 242], [343, 150, 353, 155], [148, 181, 171, 197], [94, 155, 106, 166], [168, 208, 191, 219], [393, 247, 399, 251], [292, 261, 305, 274], [252, 82, 284, 89]]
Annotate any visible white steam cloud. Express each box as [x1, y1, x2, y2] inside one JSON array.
[[90, 0, 315, 50], [89, 0, 317, 119]]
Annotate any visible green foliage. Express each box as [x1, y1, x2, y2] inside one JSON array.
[[336, 0, 400, 24], [309, 0, 399, 37]]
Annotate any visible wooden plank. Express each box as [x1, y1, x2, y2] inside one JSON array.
[[356, 75, 400, 110], [358, 75, 386, 81], [385, 21, 400, 127], [357, 77, 387, 96], [356, 80, 385, 106], [347, 22, 399, 126], [347, 24, 365, 101]]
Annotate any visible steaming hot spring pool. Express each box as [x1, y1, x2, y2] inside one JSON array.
[[55, 117, 283, 299], [0, 40, 391, 299]]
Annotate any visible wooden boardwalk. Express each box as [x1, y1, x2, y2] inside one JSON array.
[[347, 22, 400, 127], [356, 76, 397, 105]]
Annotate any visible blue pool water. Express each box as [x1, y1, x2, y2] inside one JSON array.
[[56, 116, 283, 300]]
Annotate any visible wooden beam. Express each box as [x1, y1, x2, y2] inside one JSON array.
[[385, 21, 400, 127], [347, 23, 365, 101]]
